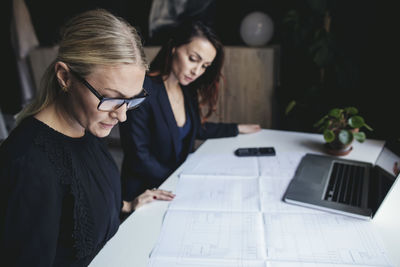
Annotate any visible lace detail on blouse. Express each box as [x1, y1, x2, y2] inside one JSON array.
[[34, 127, 95, 259]]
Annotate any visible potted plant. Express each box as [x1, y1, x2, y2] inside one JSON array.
[[313, 107, 373, 155]]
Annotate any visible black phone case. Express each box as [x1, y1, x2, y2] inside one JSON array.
[[234, 147, 276, 157]]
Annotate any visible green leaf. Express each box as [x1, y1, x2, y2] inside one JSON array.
[[354, 132, 366, 142], [344, 107, 358, 115], [313, 45, 333, 67], [283, 10, 299, 25], [313, 115, 328, 128], [312, 37, 334, 67], [338, 129, 353, 145], [323, 129, 335, 143], [285, 100, 296, 115], [348, 116, 364, 128], [364, 123, 373, 131], [328, 108, 342, 118], [323, 120, 331, 130]]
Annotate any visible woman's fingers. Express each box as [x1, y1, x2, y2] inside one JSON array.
[[251, 124, 261, 132], [134, 189, 175, 210], [133, 194, 154, 210], [238, 124, 261, 134], [155, 190, 175, 200]]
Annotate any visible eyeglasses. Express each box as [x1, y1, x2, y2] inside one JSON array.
[[71, 71, 148, 111]]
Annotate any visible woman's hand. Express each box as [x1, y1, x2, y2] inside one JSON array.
[[393, 161, 400, 176], [122, 188, 175, 213], [238, 124, 261, 134]]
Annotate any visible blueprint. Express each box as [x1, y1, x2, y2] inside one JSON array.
[[149, 153, 393, 267]]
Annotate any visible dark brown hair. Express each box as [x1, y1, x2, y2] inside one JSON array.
[[149, 20, 224, 121]]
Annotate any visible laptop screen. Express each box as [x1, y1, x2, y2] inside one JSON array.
[[370, 143, 400, 216], [375, 145, 400, 176]]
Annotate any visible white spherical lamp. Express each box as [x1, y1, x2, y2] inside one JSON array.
[[240, 11, 274, 46]]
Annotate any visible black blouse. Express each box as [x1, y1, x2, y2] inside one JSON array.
[[0, 117, 121, 266]]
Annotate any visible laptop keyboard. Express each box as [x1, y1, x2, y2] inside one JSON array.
[[324, 162, 366, 206]]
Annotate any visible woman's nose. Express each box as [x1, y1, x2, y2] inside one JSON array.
[[191, 64, 202, 76], [111, 104, 127, 122]]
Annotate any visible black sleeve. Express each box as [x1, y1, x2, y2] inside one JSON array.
[[0, 152, 63, 267], [189, 90, 239, 140], [196, 121, 239, 140], [120, 100, 173, 191]]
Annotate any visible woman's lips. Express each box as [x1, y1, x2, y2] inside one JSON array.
[[184, 75, 194, 82], [100, 122, 116, 129]]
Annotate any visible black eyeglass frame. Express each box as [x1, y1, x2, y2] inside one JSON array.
[[71, 70, 148, 111]]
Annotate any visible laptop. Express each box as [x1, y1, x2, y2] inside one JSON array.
[[283, 143, 400, 220]]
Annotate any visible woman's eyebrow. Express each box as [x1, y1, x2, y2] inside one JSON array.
[[102, 87, 135, 99], [192, 52, 202, 60], [192, 51, 212, 64]]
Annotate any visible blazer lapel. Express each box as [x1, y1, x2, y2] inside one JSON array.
[[182, 87, 197, 151], [156, 82, 180, 159]]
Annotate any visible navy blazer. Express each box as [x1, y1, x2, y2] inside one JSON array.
[[119, 75, 238, 201]]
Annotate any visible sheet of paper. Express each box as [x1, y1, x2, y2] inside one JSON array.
[[266, 262, 370, 267], [263, 213, 393, 266], [260, 177, 324, 214], [258, 152, 305, 179], [150, 151, 394, 267], [148, 258, 266, 267], [181, 153, 259, 177], [150, 210, 266, 261], [170, 175, 260, 212]]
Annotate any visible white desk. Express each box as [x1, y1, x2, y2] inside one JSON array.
[[90, 129, 399, 267]]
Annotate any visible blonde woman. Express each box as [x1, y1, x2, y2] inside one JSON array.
[[0, 9, 174, 266]]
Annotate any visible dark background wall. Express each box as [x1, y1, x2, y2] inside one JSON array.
[[4, 0, 398, 142]]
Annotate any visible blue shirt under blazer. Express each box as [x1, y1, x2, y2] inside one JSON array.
[[119, 75, 239, 201]]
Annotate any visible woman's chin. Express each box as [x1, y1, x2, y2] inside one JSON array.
[[91, 127, 113, 138], [180, 77, 195, 86]]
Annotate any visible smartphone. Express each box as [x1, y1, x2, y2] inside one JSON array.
[[234, 147, 276, 157]]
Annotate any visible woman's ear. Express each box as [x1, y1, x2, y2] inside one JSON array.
[[54, 61, 71, 90]]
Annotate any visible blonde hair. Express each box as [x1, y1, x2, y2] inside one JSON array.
[[16, 8, 148, 124]]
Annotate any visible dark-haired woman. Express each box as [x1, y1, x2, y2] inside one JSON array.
[[119, 21, 260, 203]]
